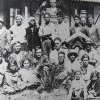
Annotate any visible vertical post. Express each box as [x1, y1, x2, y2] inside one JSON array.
[[25, 6, 28, 26]]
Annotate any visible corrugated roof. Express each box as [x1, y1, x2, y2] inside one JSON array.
[[74, 0, 100, 3]]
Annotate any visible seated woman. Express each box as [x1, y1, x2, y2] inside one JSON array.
[[3, 60, 20, 94], [68, 71, 87, 100], [18, 59, 40, 90]]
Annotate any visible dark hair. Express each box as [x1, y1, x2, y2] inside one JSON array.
[[35, 46, 42, 52], [21, 59, 31, 68], [54, 37, 62, 43], [44, 12, 51, 18], [57, 11, 64, 18], [75, 70, 82, 75], [74, 15, 80, 20], [58, 51, 65, 56], [81, 54, 90, 61], [13, 41, 21, 46], [7, 60, 19, 73]]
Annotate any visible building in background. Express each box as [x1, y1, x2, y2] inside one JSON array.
[[1, 0, 100, 28]]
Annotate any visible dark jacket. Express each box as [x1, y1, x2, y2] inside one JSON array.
[[26, 26, 41, 51]]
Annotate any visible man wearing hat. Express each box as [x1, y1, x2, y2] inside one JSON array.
[[9, 15, 27, 51], [26, 17, 41, 55], [0, 18, 11, 52], [67, 49, 80, 73]]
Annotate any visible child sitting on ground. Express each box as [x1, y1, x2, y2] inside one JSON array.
[[68, 71, 87, 100], [18, 59, 40, 90], [3, 60, 20, 94]]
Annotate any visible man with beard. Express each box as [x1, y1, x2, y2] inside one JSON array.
[[9, 41, 27, 68], [26, 17, 41, 56]]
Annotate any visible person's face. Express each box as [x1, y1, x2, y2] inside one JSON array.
[[75, 71, 81, 80], [10, 64, 17, 71], [29, 19, 36, 26], [14, 43, 21, 52], [50, 1, 56, 7], [88, 17, 93, 25], [69, 54, 76, 62], [58, 16, 63, 24], [16, 17, 22, 26], [55, 40, 61, 50], [36, 49, 42, 58], [82, 58, 89, 66], [0, 22, 3, 29], [23, 60, 30, 69], [80, 17, 86, 26], [44, 14, 50, 23], [86, 44, 91, 51], [92, 74, 97, 81], [75, 18, 80, 25], [58, 53, 65, 63]]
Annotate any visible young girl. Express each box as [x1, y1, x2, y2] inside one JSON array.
[[68, 71, 87, 100], [3, 60, 20, 94], [18, 59, 40, 90]]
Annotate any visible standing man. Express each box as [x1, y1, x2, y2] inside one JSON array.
[[54, 12, 70, 42], [0, 18, 11, 51], [39, 12, 56, 57], [9, 15, 27, 51], [26, 17, 41, 55], [70, 15, 80, 36], [79, 16, 90, 37]]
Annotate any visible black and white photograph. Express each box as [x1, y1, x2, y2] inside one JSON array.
[[0, 0, 100, 99]]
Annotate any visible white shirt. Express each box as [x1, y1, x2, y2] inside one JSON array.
[[10, 24, 26, 44], [55, 22, 70, 42], [39, 22, 56, 40], [50, 48, 68, 65], [0, 59, 8, 74]]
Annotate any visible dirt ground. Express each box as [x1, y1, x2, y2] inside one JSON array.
[[0, 89, 68, 100]]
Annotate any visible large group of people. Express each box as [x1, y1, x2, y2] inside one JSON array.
[[0, 1, 100, 100]]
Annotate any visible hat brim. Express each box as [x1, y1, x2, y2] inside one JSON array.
[[67, 52, 78, 58]]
